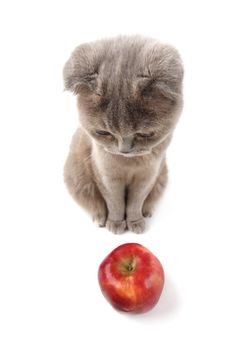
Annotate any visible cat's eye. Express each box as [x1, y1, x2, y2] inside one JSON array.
[[96, 130, 111, 136], [136, 132, 155, 138]]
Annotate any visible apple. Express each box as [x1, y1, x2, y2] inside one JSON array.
[[98, 243, 164, 313]]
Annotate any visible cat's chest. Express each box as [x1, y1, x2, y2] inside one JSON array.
[[94, 149, 159, 183]]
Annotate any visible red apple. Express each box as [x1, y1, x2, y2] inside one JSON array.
[[98, 243, 164, 313]]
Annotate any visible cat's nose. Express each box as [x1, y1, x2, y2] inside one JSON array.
[[118, 136, 133, 153]]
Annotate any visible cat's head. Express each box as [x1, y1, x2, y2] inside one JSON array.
[[63, 36, 183, 157]]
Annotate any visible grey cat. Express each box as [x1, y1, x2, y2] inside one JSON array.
[[63, 35, 183, 234]]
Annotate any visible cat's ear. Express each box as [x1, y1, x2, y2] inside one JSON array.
[[63, 43, 100, 95], [138, 78, 181, 102], [137, 44, 183, 102]]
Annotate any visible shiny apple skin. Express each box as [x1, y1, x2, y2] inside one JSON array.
[[98, 243, 164, 313]]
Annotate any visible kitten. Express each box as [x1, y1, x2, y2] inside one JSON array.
[[63, 36, 183, 234]]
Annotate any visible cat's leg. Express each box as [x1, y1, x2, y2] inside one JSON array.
[[142, 160, 168, 217], [64, 152, 107, 227], [126, 160, 168, 233], [103, 179, 127, 234], [126, 181, 152, 234]]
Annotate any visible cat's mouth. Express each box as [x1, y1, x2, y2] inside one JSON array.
[[105, 149, 151, 157]]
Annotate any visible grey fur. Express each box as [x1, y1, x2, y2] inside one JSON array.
[[63, 35, 183, 233]]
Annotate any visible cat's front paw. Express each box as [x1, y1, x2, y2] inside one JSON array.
[[106, 219, 127, 234], [127, 218, 145, 234]]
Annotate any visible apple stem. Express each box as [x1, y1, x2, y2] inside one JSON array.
[[128, 263, 134, 272], [127, 258, 136, 272], [120, 257, 136, 274]]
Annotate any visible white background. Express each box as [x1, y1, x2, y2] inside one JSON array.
[[0, 0, 233, 349]]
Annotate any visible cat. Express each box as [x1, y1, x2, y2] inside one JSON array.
[[63, 35, 183, 234]]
